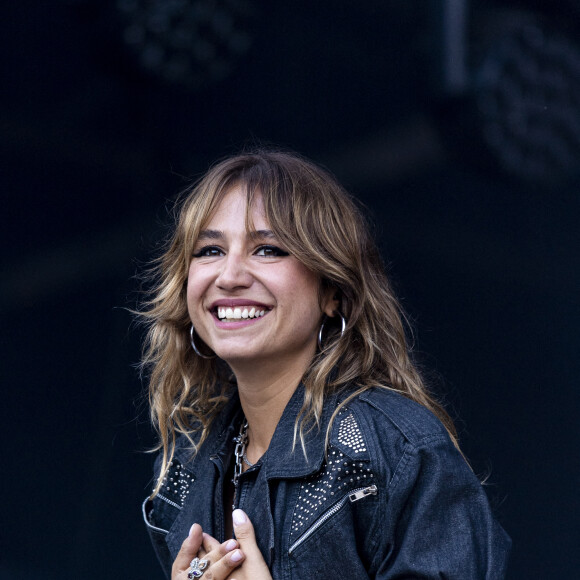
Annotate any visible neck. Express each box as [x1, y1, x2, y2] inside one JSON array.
[[230, 351, 313, 460]]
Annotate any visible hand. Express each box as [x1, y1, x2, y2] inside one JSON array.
[[172, 523, 245, 580], [225, 510, 272, 580]]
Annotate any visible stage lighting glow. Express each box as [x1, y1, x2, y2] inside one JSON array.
[[117, 0, 254, 88], [476, 15, 580, 184]]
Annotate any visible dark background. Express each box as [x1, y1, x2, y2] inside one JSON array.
[[1, 1, 579, 578]]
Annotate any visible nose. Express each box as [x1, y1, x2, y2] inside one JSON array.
[[215, 253, 253, 290]]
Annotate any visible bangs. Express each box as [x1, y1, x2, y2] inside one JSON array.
[[193, 160, 294, 249]]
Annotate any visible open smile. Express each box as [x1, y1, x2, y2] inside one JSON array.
[[209, 300, 272, 324], [215, 305, 268, 321]]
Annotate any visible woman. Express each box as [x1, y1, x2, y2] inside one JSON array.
[[140, 149, 511, 579]]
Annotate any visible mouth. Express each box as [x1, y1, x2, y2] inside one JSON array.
[[211, 304, 271, 322]]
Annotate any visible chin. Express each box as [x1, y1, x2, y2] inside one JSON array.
[[219, 349, 259, 362], [210, 340, 246, 357], [216, 347, 266, 367]]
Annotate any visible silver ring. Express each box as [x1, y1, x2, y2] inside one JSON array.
[[188, 557, 208, 579]]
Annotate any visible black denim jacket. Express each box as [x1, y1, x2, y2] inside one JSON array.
[[143, 386, 511, 579]]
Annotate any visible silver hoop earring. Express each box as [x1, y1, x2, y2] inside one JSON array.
[[317, 311, 347, 350], [190, 324, 215, 359]]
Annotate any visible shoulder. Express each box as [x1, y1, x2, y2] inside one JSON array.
[[326, 387, 455, 478], [345, 387, 450, 446], [329, 387, 474, 503], [327, 386, 461, 488]]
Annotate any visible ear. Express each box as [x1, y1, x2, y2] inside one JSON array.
[[321, 287, 340, 318]]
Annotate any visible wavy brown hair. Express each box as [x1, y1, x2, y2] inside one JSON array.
[[139, 148, 459, 494]]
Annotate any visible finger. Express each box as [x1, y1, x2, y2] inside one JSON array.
[[202, 534, 239, 560], [202, 531, 222, 552], [203, 548, 245, 579], [232, 510, 261, 557], [195, 537, 239, 577], [172, 524, 204, 577], [231, 510, 272, 578]]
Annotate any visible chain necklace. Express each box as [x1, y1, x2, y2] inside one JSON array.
[[232, 419, 254, 511]]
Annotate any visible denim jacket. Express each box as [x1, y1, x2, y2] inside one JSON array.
[[142, 385, 511, 579]]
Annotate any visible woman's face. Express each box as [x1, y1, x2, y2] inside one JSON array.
[[186, 186, 336, 370]]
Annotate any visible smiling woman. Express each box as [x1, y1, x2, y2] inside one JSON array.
[[138, 149, 511, 580]]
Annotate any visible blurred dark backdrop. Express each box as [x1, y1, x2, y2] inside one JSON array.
[[1, 1, 579, 578]]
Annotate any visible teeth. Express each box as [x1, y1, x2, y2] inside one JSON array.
[[217, 306, 267, 321]]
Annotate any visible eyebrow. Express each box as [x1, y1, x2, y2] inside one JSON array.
[[196, 229, 223, 241], [196, 229, 276, 241], [249, 229, 276, 241]]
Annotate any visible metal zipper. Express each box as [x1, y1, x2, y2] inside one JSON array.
[[288, 485, 377, 555], [157, 493, 183, 510], [348, 485, 378, 502]]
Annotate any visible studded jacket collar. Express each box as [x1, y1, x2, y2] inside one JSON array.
[[143, 384, 511, 579]]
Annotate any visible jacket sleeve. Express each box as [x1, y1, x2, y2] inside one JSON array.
[[376, 434, 511, 579]]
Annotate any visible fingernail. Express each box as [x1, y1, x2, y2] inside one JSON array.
[[225, 539, 237, 551], [232, 509, 247, 526], [230, 549, 243, 563], [189, 524, 196, 537]]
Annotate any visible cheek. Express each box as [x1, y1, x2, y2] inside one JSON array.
[[296, 267, 322, 301], [185, 285, 196, 321], [282, 267, 324, 317], [186, 268, 206, 315]]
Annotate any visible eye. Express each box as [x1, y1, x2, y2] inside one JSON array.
[[192, 245, 223, 258], [254, 245, 289, 257]]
